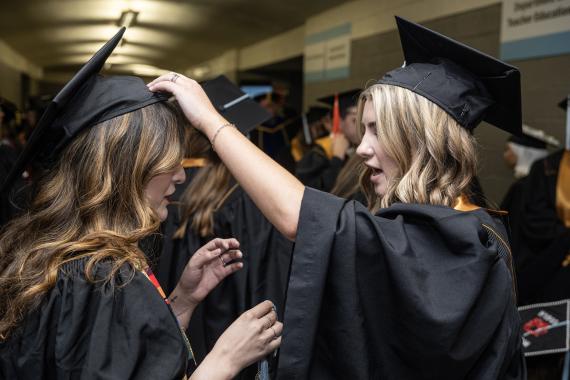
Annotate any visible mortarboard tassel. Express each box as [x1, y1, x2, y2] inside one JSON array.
[[332, 93, 340, 135]]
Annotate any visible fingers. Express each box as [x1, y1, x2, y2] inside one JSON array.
[[262, 321, 283, 343], [147, 72, 190, 87], [221, 261, 243, 276], [262, 310, 277, 329], [219, 248, 242, 263], [146, 79, 179, 96], [247, 300, 275, 319], [266, 336, 282, 353], [205, 237, 240, 252]]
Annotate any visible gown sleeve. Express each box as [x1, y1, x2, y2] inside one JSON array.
[[2, 259, 188, 380], [277, 187, 525, 380]]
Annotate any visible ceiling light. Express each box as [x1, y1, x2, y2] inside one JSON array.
[[118, 10, 138, 28]]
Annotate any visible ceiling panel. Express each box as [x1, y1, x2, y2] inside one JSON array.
[[0, 0, 352, 80]]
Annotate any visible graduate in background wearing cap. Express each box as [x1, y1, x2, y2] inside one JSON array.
[[500, 124, 559, 250], [251, 89, 298, 174], [154, 75, 292, 379], [507, 98, 570, 379], [149, 15, 525, 379], [293, 105, 352, 192], [321, 89, 369, 203], [0, 29, 282, 380], [510, 96, 570, 303]]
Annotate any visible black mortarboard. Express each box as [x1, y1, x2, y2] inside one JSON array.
[[202, 75, 271, 135], [379, 16, 521, 135], [306, 106, 330, 124], [318, 89, 361, 117], [1, 27, 168, 192], [509, 125, 559, 149]]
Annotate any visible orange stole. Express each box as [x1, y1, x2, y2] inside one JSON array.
[[556, 150, 570, 228]]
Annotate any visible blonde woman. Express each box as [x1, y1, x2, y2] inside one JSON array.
[[0, 29, 281, 380], [150, 17, 525, 379]]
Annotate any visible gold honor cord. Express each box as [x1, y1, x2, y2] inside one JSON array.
[[453, 194, 480, 212], [556, 150, 570, 228], [181, 158, 208, 168]]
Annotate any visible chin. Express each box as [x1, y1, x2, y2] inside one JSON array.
[[374, 183, 387, 198], [157, 207, 169, 222]]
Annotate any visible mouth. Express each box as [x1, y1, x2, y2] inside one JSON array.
[[164, 191, 175, 202], [365, 164, 383, 177]]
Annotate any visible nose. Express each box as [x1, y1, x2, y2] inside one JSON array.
[[356, 135, 373, 159], [173, 165, 186, 185]]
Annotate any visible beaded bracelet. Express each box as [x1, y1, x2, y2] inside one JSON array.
[[211, 123, 236, 151]]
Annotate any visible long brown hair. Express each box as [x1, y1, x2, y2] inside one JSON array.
[[358, 84, 478, 212], [174, 127, 236, 238], [0, 101, 185, 340]]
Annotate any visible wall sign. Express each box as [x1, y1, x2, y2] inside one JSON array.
[[304, 23, 351, 83], [501, 0, 570, 60]]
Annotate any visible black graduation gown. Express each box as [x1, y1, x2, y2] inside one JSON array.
[[277, 187, 525, 380], [507, 150, 570, 305], [0, 258, 188, 379], [154, 169, 293, 378], [296, 145, 343, 192], [500, 177, 526, 252]]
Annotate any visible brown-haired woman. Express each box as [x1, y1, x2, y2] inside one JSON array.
[[155, 117, 292, 379], [0, 31, 281, 380], [149, 17, 525, 380]]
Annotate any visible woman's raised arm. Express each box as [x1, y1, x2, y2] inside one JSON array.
[[147, 74, 303, 240]]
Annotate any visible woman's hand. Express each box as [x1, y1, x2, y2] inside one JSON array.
[[147, 73, 226, 137], [148, 72, 304, 241], [168, 238, 243, 329], [191, 300, 283, 380]]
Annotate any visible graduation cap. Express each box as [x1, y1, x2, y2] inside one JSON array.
[[306, 106, 330, 124], [1, 27, 169, 192], [318, 89, 361, 118], [509, 124, 560, 149], [201, 75, 271, 135], [379, 16, 522, 135]]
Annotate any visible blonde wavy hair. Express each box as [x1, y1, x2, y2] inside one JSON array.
[[0, 101, 185, 340], [358, 84, 478, 212]]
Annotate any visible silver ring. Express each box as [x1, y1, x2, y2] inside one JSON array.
[[171, 73, 180, 83]]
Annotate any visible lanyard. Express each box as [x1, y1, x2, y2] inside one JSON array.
[[143, 267, 197, 366]]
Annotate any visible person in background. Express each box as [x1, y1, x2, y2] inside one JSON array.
[[508, 98, 570, 379], [501, 124, 559, 249], [293, 106, 352, 191], [154, 75, 292, 379], [318, 89, 368, 202]]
